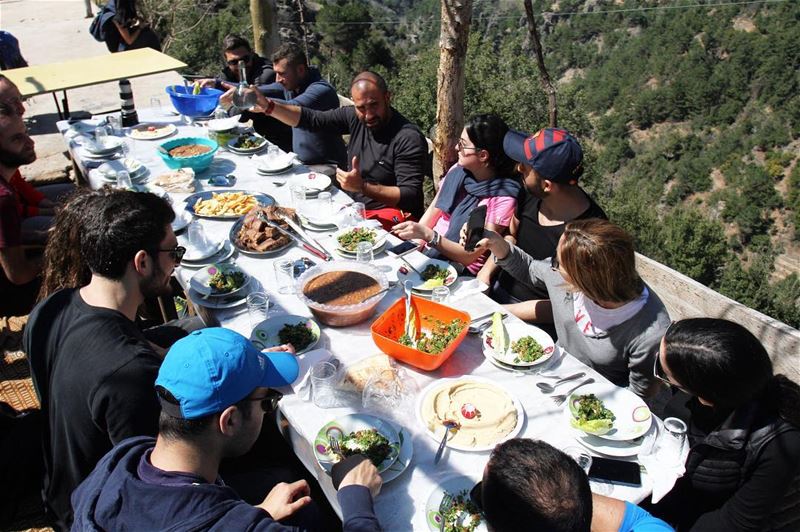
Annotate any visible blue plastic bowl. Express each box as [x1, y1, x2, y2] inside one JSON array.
[[165, 85, 223, 117], [158, 137, 218, 172]]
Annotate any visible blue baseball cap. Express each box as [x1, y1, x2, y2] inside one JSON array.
[[155, 328, 299, 419], [503, 128, 584, 184]]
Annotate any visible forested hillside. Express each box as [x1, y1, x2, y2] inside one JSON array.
[[148, 0, 800, 327]]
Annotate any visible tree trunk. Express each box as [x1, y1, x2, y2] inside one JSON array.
[[250, 0, 279, 58], [523, 0, 557, 127], [433, 0, 473, 190]]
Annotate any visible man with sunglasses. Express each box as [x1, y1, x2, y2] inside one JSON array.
[[199, 34, 292, 152], [23, 189, 205, 529], [72, 328, 383, 531]]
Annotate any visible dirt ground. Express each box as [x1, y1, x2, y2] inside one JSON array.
[[1, 0, 184, 180]]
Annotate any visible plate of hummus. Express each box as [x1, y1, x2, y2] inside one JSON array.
[[313, 414, 403, 474], [417, 377, 524, 452], [128, 123, 177, 140]]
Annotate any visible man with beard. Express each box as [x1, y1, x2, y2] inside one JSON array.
[[475, 128, 606, 324], [23, 190, 191, 529], [251, 71, 427, 224], [0, 74, 43, 316]]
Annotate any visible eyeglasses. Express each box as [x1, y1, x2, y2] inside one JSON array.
[[456, 139, 480, 154], [250, 389, 283, 414], [158, 246, 186, 264], [227, 54, 251, 66], [653, 353, 690, 393]]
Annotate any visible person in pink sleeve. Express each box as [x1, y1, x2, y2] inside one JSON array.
[[392, 114, 521, 274]]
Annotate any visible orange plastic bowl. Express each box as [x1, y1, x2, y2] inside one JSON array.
[[370, 295, 470, 371]]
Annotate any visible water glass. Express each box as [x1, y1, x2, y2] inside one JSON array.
[[274, 259, 295, 294], [116, 170, 132, 190], [94, 126, 108, 145], [290, 184, 307, 209], [356, 241, 374, 263], [662, 417, 688, 460], [246, 291, 269, 328], [563, 446, 593, 474], [150, 97, 163, 117], [431, 286, 450, 304], [352, 202, 366, 222], [107, 114, 122, 136], [310, 361, 339, 408], [267, 144, 280, 159], [317, 191, 332, 216], [187, 221, 211, 251]]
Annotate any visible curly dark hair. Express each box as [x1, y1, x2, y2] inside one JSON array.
[[80, 190, 174, 280]]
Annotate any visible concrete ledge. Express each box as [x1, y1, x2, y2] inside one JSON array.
[[637, 253, 800, 383]]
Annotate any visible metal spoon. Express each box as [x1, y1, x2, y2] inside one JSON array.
[[434, 419, 460, 465], [536, 372, 586, 394]]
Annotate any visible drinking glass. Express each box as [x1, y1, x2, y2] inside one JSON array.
[[356, 241, 373, 263], [246, 291, 269, 328], [116, 170, 132, 190], [150, 97, 163, 117], [107, 114, 122, 136], [431, 286, 450, 304], [310, 361, 339, 408], [274, 259, 295, 294], [267, 144, 280, 159], [317, 191, 332, 216], [662, 417, 688, 461], [290, 184, 306, 209], [352, 202, 366, 222], [187, 221, 211, 252], [94, 126, 108, 147]]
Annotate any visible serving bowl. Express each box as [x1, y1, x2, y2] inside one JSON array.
[[158, 137, 218, 172], [295, 261, 388, 327], [165, 85, 223, 117], [371, 296, 469, 371]]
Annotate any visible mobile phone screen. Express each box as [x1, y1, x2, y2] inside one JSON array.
[[387, 241, 418, 256], [588, 457, 642, 486]]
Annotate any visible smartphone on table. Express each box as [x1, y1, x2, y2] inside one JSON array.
[[588, 457, 642, 486], [387, 240, 420, 257]]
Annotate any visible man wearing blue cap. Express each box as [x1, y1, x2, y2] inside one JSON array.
[[71, 328, 382, 531], [474, 128, 606, 323]]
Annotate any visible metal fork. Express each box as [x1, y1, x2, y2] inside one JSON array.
[[329, 437, 346, 460], [438, 492, 454, 532], [551, 378, 595, 406]]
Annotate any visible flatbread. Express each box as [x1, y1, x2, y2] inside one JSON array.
[[154, 168, 196, 192], [338, 354, 395, 393]]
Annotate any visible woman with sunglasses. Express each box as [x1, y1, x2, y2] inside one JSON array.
[[476, 218, 670, 397], [392, 114, 521, 275], [648, 318, 800, 531]]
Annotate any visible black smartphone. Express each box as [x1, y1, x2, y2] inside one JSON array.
[[465, 205, 488, 252], [387, 241, 419, 257], [588, 457, 642, 486]]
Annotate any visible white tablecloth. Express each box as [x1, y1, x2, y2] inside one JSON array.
[[59, 112, 661, 530]]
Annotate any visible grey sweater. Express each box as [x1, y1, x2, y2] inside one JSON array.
[[497, 245, 671, 396]]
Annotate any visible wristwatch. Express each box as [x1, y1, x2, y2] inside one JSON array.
[[427, 230, 441, 248]]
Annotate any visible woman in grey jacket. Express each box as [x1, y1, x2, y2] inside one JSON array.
[[476, 218, 669, 396]]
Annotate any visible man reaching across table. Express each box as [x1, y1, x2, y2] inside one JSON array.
[[71, 328, 383, 531], [248, 70, 428, 226]]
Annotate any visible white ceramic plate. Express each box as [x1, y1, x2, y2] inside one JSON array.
[[290, 172, 332, 192], [179, 241, 235, 269], [573, 418, 658, 457], [85, 137, 125, 155], [171, 209, 193, 232], [298, 213, 338, 232], [254, 152, 295, 173], [333, 226, 388, 254], [481, 321, 555, 368], [313, 414, 401, 474], [424, 475, 487, 532], [416, 376, 525, 453], [187, 279, 251, 309], [207, 115, 241, 132], [98, 158, 147, 181], [189, 263, 250, 298], [564, 383, 653, 442], [250, 315, 321, 355], [227, 134, 267, 154], [127, 123, 177, 140], [397, 258, 458, 292]]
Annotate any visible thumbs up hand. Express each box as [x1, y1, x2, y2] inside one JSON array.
[[336, 155, 365, 193]]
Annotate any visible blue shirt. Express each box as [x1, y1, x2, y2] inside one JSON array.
[[620, 502, 674, 532]]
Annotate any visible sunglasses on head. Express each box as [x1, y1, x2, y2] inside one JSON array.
[[227, 54, 252, 66]]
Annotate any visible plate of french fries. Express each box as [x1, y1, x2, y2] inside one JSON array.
[[184, 190, 275, 219]]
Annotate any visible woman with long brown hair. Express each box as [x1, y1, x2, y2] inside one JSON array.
[[476, 218, 670, 396]]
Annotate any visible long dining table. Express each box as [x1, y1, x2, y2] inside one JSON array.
[[58, 109, 665, 529]]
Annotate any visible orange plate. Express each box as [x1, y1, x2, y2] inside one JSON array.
[[370, 295, 470, 371]]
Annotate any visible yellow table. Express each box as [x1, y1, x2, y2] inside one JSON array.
[[3, 48, 187, 118]]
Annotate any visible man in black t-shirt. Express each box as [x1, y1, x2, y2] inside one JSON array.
[[477, 128, 606, 323], [23, 190, 188, 529], [250, 71, 427, 222]]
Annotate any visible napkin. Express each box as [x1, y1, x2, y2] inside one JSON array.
[[450, 277, 489, 301], [638, 417, 689, 503], [286, 348, 334, 400]]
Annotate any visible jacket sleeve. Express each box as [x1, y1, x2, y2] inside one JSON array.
[[494, 244, 550, 293], [297, 106, 353, 136], [689, 429, 800, 531], [338, 485, 381, 532], [278, 82, 335, 109]]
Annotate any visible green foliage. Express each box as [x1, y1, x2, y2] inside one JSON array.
[[657, 208, 728, 285]]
